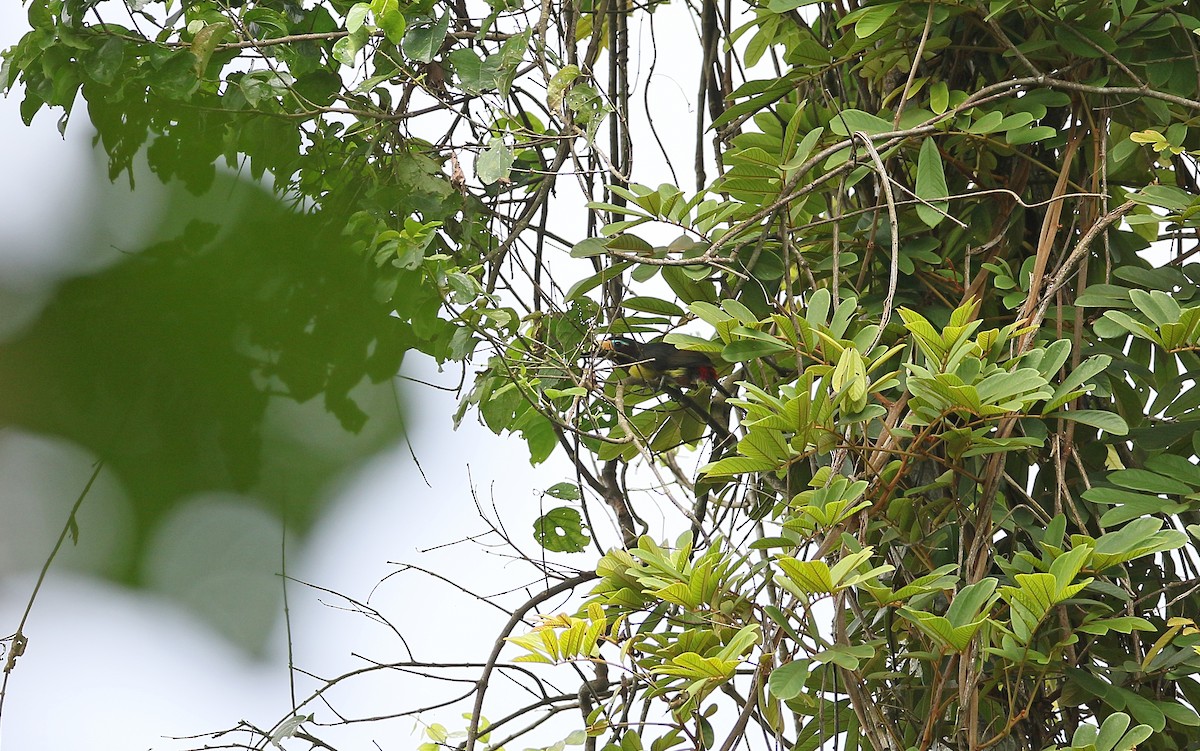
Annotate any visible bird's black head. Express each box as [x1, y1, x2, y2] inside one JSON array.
[[596, 337, 642, 364]]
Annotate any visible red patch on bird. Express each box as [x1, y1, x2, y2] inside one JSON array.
[[696, 365, 718, 382]]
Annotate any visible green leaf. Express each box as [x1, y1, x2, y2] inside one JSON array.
[[1109, 468, 1193, 496], [1045, 409, 1129, 436], [333, 27, 370, 66], [781, 127, 824, 172], [545, 482, 580, 501], [532, 507, 590, 553], [915, 138, 949, 227], [476, 137, 515, 184], [403, 13, 451, 63], [606, 234, 654, 254], [449, 48, 499, 94], [966, 110, 1004, 134], [1159, 700, 1200, 727], [378, 9, 407, 44], [1132, 184, 1193, 212], [566, 262, 631, 302], [766, 0, 822, 10], [1076, 616, 1154, 635], [849, 3, 900, 38], [721, 299, 760, 326], [701, 456, 777, 476], [243, 8, 291, 35], [548, 64, 581, 112], [1146, 454, 1200, 486], [827, 109, 893, 136], [945, 578, 997, 627], [929, 81, 949, 114], [1005, 125, 1058, 145], [898, 608, 986, 651], [570, 238, 607, 258], [663, 334, 723, 353], [688, 301, 735, 327], [768, 660, 810, 700], [1042, 354, 1110, 413], [1115, 691, 1165, 734], [1095, 713, 1132, 751], [1130, 288, 1181, 327], [722, 340, 790, 361], [813, 643, 875, 670], [621, 296, 684, 316], [89, 36, 128, 85], [1089, 517, 1188, 570], [346, 3, 372, 33]]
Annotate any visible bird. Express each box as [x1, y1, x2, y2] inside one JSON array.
[[597, 337, 732, 397]]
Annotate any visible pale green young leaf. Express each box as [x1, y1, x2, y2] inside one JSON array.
[[768, 660, 810, 700], [945, 578, 998, 627], [827, 108, 893, 136]]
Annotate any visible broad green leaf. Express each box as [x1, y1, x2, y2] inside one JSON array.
[[189, 22, 231, 77], [449, 48, 498, 94], [782, 127, 824, 172], [848, 3, 900, 38], [1109, 468, 1193, 496], [827, 109, 893, 136], [766, 0, 822, 10], [721, 299, 760, 327], [965, 110, 1002, 134], [664, 333, 724, 353], [345, 3, 371, 33], [545, 482, 580, 501], [768, 660, 810, 700], [1045, 409, 1128, 436], [929, 81, 949, 114], [566, 262, 631, 301], [1132, 184, 1193, 211], [898, 607, 987, 651], [1115, 690, 1165, 733], [945, 578, 998, 627], [1005, 125, 1058, 144], [1146, 454, 1200, 486], [722, 339, 790, 361], [915, 138, 949, 227], [1076, 616, 1154, 635], [812, 643, 875, 669], [652, 652, 738, 679], [571, 238, 608, 257], [403, 13, 451, 63], [715, 624, 761, 661], [377, 8, 406, 44], [1042, 354, 1110, 413], [476, 137, 514, 184], [701, 456, 776, 476], [333, 27, 370, 65], [1096, 713, 1132, 751], [1087, 517, 1188, 570], [1158, 701, 1200, 727], [621, 296, 684, 316]]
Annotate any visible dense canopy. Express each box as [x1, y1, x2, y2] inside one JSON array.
[[9, 1, 1200, 750]]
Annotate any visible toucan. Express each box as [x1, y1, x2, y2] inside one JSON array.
[[597, 337, 732, 397]]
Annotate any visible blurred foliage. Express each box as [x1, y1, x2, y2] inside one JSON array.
[[0, 171, 406, 617]]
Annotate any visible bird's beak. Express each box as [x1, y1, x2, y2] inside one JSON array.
[[596, 339, 616, 356]]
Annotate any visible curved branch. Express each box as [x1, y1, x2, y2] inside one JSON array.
[[464, 571, 600, 751]]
